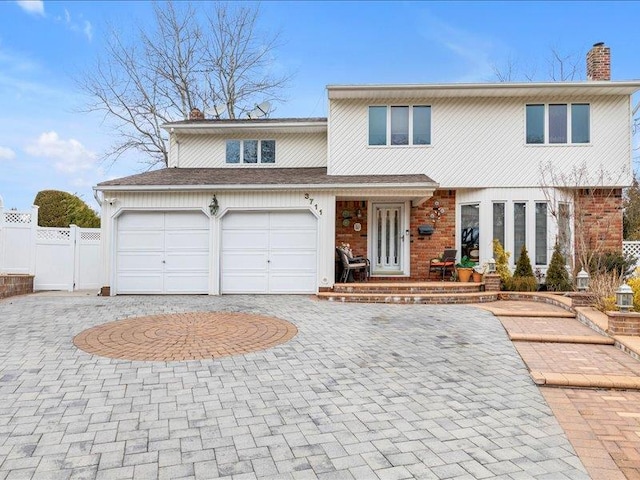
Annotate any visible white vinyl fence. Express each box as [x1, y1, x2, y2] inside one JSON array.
[[0, 205, 101, 291], [623, 241, 640, 270]]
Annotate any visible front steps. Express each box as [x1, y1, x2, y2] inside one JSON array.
[[317, 281, 497, 304]]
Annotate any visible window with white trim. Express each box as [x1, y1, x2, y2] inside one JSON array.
[[226, 140, 276, 164], [525, 103, 590, 144], [535, 202, 548, 265], [368, 105, 431, 146]]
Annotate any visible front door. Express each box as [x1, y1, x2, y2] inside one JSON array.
[[371, 203, 406, 275]]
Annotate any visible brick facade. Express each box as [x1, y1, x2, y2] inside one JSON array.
[[607, 312, 640, 336], [335, 190, 457, 281], [0, 275, 34, 299], [575, 188, 623, 261]]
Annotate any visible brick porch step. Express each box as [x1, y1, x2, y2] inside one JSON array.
[[332, 281, 483, 295], [317, 291, 498, 304]]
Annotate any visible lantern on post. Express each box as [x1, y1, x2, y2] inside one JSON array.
[[487, 258, 496, 274], [576, 268, 590, 292], [615, 283, 634, 312]]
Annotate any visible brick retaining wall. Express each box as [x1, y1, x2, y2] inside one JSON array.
[[0, 275, 34, 299]]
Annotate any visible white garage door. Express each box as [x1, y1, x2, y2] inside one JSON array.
[[221, 211, 317, 294], [116, 211, 209, 294]]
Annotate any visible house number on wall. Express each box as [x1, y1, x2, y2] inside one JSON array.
[[304, 193, 322, 215]]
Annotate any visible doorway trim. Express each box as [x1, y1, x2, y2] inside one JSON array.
[[368, 201, 410, 276]]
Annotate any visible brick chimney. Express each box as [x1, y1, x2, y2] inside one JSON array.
[[587, 42, 610, 81], [189, 107, 204, 120]]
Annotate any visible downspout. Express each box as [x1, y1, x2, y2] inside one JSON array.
[[93, 188, 103, 207]]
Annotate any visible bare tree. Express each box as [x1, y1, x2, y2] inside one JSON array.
[[539, 161, 629, 273], [78, 2, 290, 167], [491, 46, 583, 83]]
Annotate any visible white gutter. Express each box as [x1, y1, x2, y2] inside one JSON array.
[[161, 121, 327, 132], [94, 182, 438, 192]]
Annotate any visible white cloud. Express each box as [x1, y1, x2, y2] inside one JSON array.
[[25, 131, 97, 174], [16, 0, 44, 16], [57, 9, 93, 42], [0, 146, 16, 160]]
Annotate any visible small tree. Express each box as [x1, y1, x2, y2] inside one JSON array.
[[514, 246, 535, 278], [545, 243, 572, 291], [34, 190, 100, 228], [624, 175, 640, 240], [493, 239, 512, 287]]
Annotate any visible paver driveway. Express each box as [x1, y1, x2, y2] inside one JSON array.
[[0, 293, 587, 479]]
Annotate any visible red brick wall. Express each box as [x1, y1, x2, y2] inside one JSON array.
[[0, 275, 34, 299], [575, 188, 623, 261], [335, 200, 368, 258], [334, 191, 457, 281], [408, 190, 457, 280]]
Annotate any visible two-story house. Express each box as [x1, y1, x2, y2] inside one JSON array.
[[95, 43, 640, 295]]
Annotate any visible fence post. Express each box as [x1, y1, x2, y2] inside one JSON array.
[[0, 203, 4, 273], [29, 206, 39, 276], [70, 224, 78, 292]]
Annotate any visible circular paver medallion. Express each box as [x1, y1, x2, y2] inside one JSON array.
[[73, 312, 298, 361]]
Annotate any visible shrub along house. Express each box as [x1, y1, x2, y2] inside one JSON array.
[[95, 43, 640, 295]]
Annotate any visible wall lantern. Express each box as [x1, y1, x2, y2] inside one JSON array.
[[487, 258, 496, 274], [209, 195, 219, 216], [576, 268, 590, 292], [615, 283, 634, 312]]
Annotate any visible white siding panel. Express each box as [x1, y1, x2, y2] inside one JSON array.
[[176, 131, 327, 168], [328, 96, 631, 188]]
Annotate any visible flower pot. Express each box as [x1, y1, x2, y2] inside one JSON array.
[[472, 271, 483, 283], [457, 268, 473, 282]]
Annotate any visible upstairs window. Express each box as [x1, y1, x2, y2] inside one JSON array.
[[526, 103, 590, 144], [226, 140, 276, 164], [368, 105, 431, 146]]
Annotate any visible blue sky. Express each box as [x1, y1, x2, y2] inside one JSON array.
[[0, 0, 639, 211]]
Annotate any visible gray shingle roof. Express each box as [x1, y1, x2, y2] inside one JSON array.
[[97, 167, 436, 188]]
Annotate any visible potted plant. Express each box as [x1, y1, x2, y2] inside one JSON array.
[[456, 256, 475, 282], [473, 263, 487, 283]]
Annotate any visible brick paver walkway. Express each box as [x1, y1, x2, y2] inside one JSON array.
[[542, 389, 640, 480], [492, 300, 640, 478], [73, 312, 297, 362], [0, 293, 587, 479]]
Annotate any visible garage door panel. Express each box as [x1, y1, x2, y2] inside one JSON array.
[[269, 230, 316, 249], [269, 251, 316, 271], [222, 274, 268, 294], [164, 273, 209, 293], [117, 252, 163, 271], [118, 231, 164, 250], [222, 231, 269, 250], [165, 253, 209, 271], [165, 230, 209, 250], [270, 211, 316, 228], [118, 212, 164, 230], [116, 273, 163, 294], [221, 211, 317, 294], [165, 211, 208, 229], [223, 212, 270, 229], [222, 251, 268, 271], [116, 211, 209, 294]]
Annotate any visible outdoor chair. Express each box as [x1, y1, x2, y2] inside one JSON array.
[[428, 248, 457, 281], [336, 246, 370, 283]]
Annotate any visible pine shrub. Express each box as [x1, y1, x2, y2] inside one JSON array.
[[545, 243, 572, 292], [513, 245, 535, 278], [34, 190, 100, 228]]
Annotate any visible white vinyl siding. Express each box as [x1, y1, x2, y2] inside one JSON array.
[[171, 131, 326, 168], [328, 97, 630, 188]]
